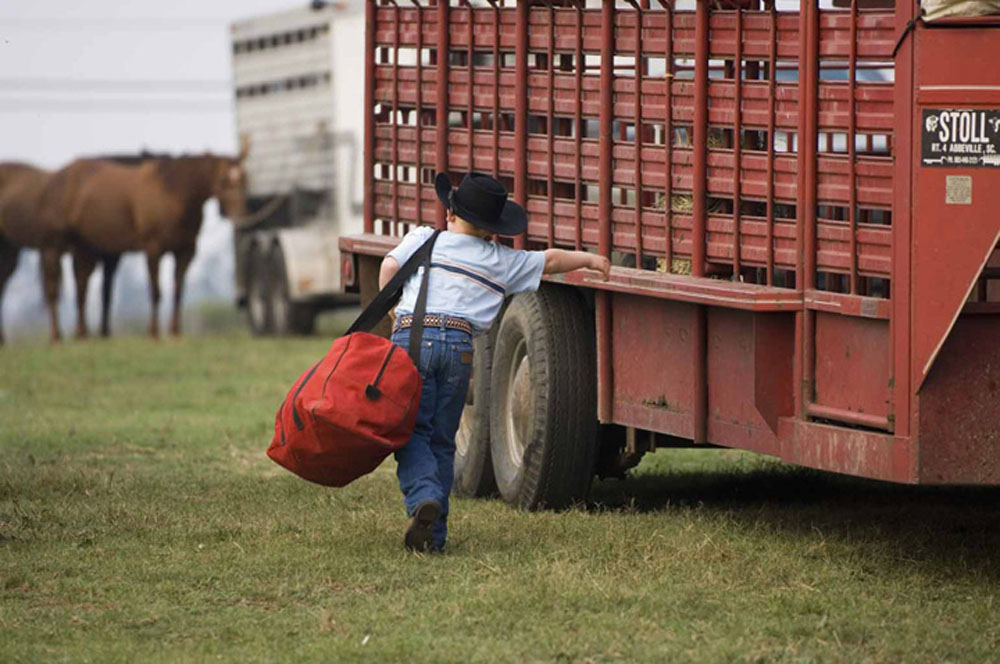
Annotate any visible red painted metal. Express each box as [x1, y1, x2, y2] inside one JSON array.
[[436, 0, 449, 229], [574, 1, 583, 251], [765, 4, 775, 284], [364, 0, 376, 234], [598, 1, 614, 423], [693, 0, 708, 278], [350, 0, 1000, 485], [847, 0, 858, 294], [661, 1, 674, 270], [513, 1, 528, 250], [732, 9, 743, 278]]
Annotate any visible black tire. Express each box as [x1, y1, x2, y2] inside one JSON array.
[[246, 245, 272, 336], [453, 324, 499, 498], [270, 247, 316, 336], [489, 285, 598, 510]]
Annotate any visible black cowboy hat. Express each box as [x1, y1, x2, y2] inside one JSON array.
[[434, 172, 527, 236]]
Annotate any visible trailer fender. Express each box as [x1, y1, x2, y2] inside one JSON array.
[[272, 224, 341, 301]]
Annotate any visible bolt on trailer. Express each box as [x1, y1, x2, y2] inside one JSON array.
[[231, 2, 367, 335], [338, 0, 1000, 509]]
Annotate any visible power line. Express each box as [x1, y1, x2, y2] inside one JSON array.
[[0, 16, 230, 31], [0, 77, 230, 93], [0, 98, 232, 113]]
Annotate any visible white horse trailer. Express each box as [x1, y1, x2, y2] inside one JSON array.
[[230, 1, 365, 334]]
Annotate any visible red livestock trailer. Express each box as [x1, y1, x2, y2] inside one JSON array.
[[339, 0, 1000, 509]]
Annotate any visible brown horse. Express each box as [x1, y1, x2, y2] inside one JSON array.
[[68, 149, 247, 338], [0, 162, 73, 343]]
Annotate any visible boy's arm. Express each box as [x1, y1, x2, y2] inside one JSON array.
[[378, 256, 400, 289], [543, 248, 611, 280]]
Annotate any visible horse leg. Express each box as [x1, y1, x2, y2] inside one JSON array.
[[40, 247, 62, 343], [145, 250, 162, 339], [170, 246, 194, 337], [100, 253, 121, 338], [0, 238, 19, 346], [71, 247, 99, 340]]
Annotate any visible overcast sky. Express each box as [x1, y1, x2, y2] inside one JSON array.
[[0, 0, 299, 339]]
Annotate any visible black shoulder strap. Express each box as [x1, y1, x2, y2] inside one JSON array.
[[346, 230, 441, 362], [407, 230, 436, 364]]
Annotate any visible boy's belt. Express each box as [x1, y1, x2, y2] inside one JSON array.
[[395, 314, 472, 335]]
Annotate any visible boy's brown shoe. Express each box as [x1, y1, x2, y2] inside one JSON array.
[[404, 500, 441, 552]]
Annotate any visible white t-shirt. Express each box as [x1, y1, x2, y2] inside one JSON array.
[[387, 226, 546, 334]]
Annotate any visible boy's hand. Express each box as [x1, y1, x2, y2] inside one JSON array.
[[589, 254, 611, 280]]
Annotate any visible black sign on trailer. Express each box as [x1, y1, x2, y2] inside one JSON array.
[[921, 109, 1000, 169]]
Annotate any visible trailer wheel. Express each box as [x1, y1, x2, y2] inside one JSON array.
[[269, 247, 315, 336], [246, 245, 271, 336], [453, 324, 499, 498], [489, 285, 597, 510]]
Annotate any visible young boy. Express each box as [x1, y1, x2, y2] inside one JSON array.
[[379, 172, 610, 552]]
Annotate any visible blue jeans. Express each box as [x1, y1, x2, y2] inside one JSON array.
[[391, 324, 474, 551]]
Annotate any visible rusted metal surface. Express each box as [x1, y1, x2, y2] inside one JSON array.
[[778, 417, 917, 483], [343, 0, 1000, 485], [813, 312, 891, 428], [919, 315, 1000, 484]]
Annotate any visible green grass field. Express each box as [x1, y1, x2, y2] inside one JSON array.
[[2, 330, 999, 662]]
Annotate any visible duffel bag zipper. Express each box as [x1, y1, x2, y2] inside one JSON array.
[[291, 361, 321, 431], [365, 345, 397, 400]]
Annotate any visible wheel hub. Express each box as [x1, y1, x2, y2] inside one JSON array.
[[455, 373, 475, 457], [504, 338, 532, 469]]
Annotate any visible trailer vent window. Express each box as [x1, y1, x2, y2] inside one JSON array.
[[395, 165, 416, 184], [673, 58, 696, 81], [773, 131, 797, 154], [471, 111, 493, 130], [613, 55, 636, 77], [860, 277, 891, 300], [816, 271, 851, 295], [643, 123, 666, 146], [553, 181, 576, 201], [611, 187, 636, 208], [741, 129, 769, 152], [972, 247, 1000, 304], [818, 205, 851, 222], [528, 115, 548, 135], [645, 57, 667, 78], [772, 269, 796, 290], [557, 53, 576, 71], [859, 208, 892, 227], [774, 203, 797, 221], [394, 108, 415, 126], [235, 72, 330, 98], [552, 117, 575, 138], [232, 23, 329, 55], [472, 51, 495, 68], [395, 47, 418, 67]]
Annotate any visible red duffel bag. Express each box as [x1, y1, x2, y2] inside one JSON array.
[[266, 230, 440, 486]]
